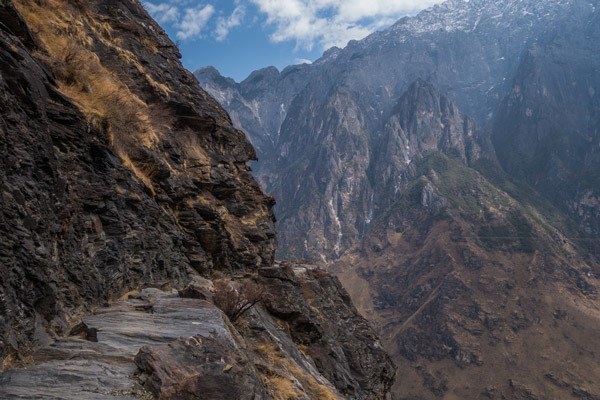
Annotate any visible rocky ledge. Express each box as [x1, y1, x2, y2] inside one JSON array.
[[0, 264, 394, 399]]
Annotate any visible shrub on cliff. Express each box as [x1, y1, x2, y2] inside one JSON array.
[[213, 280, 266, 323]]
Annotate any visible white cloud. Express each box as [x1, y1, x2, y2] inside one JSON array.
[[176, 5, 215, 40], [250, 0, 443, 50], [143, 0, 443, 47], [144, 2, 215, 40], [295, 58, 313, 65], [143, 2, 180, 24], [215, 5, 246, 41]]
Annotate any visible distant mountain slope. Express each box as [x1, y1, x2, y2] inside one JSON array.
[[332, 72, 600, 400], [196, 1, 600, 398], [493, 8, 600, 237], [335, 151, 600, 399], [198, 0, 597, 260]]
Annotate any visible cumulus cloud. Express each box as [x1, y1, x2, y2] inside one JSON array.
[[143, 0, 443, 47], [143, 2, 179, 24], [144, 2, 215, 40], [215, 5, 246, 41], [250, 0, 443, 50], [176, 5, 215, 40]]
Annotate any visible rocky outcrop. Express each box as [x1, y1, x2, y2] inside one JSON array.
[[196, 64, 314, 188], [0, 1, 394, 398], [0, 269, 394, 400], [267, 79, 495, 260], [254, 262, 395, 399], [0, 288, 231, 399], [370, 79, 494, 213]]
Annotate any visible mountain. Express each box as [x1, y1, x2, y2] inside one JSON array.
[[198, 0, 600, 398], [0, 1, 394, 398], [492, 9, 600, 237], [335, 153, 600, 398], [197, 0, 598, 261], [335, 81, 600, 398]]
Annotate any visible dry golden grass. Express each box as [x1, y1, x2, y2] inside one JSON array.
[[263, 375, 302, 400], [255, 343, 339, 400], [179, 129, 211, 164], [1, 353, 18, 372], [13, 0, 175, 195], [116, 289, 141, 302], [0, 352, 33, 373]]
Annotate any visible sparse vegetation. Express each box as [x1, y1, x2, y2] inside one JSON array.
[[213, 280, 266, 323], [255, 344, 338, 400], [262, 374, 302, 400], [12, 0, 176, 195]]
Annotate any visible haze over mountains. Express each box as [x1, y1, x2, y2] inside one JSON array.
[[198, 0, 600, 398]]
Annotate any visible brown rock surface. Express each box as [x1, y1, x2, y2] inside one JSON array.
[[334, 153, 600, 399], [254, 262, 395, 399], [135, 336, 265, 400]]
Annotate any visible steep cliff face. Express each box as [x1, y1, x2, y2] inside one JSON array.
[[196, 64, 314, 187], [0, 0, 274, 362], [369, 79, 494, 215], [272, 80, 493, 261], [493, 9, 600, 236], [1, 266, 394, 400], [0, 1, 394, 398]]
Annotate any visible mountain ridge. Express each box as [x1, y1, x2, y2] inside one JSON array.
[[197, 0, 598, 261]]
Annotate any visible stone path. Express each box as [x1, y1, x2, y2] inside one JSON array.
[[0, 289, 232, 399]]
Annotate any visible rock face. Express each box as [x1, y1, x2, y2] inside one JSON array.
[[369, 79, 494, 214], [0, 0, 275, 362], [196, 64, 313, 184], [0, 288, 237, 399], [0, 0, 394, 398], [254, 262, 395, 399], [197, 0, 597, 261], [492, 9, 600, 236], [0, 275, 393, 400]]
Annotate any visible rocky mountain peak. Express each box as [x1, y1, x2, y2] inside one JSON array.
[[369, 79, 491, 217], [196, 65, 237, 88], [393, 78, 488, 163], [241, 66, 280, 86]]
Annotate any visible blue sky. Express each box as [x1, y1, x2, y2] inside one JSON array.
[[143, 0, 443, 82]]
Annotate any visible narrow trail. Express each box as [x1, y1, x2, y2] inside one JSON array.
[[0, 289, 231, 399]]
